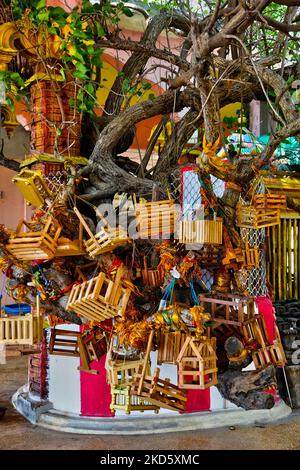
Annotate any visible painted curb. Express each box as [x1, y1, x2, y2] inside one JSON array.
[[12, 385, 292, 435]]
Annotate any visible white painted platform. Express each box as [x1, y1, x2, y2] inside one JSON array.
[[12, 385, 292, 435]]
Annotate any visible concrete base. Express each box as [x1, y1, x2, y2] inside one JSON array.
[[12, 385, 292, 435]]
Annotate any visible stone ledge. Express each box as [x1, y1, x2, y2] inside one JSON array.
[[12, 385, 292, 435]]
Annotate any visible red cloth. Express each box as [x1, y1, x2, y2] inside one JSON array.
[[80, 324, 114, 417], [80, 354, 114, 417], [183, 389, 211, 413], [255, 296, 275, 345]]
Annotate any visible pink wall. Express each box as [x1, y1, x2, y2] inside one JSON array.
[[0, 167, 25, 229]]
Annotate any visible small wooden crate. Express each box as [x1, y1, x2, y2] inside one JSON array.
[[157, 331, 188, 365], [81, 329, 107, 362], [240, 314, 270, 348], [200, 293, 255, 326], [253, 194, 287, 210], [48, 328, 80, 357], [12, 169, 53, 207], [236, 205, 280, 229], [252, 339, 286, 369], [106, 357, 148, 387], [54, 237, 86, 257], [6, 216, 62, 260], [177, 336, 218, 390], [178, 219, 223, 245], [66, 268, 132, 322], [0, 308, 43, 346], [110, 386, 160, 414], [142, 257, 163, 287], [243, 243, 260, 268], [136, 200, 177, 239], [131, 366, 187, 412], [74, 207, 130, 258]]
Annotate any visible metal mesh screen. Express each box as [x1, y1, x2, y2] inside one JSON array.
[[235, 177, 268, 296], [44, 171, 67, 193]]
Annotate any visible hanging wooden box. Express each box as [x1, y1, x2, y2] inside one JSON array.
[[66, 269, 132, 322], [84, 226, 130, 257], [48, 328, 80, 357], [0, 308, 43, 346], [176, 336, 218, 390], [81, 330, 107, 363], [12, 169, 53, 207], [131, 366, 187, 412], [236, 205, 280, 229], [253, 194, 287, 210], [106, 357, 148, 387], [142, 257, 162, 287], [74, 207, 130, 258], [243, 244, 259, 268], [200, 293, 255, 326], [6, 216, 62, 260], [110, 386, 160, 414], [136, 200, 177, 239], [240, 314, 270, 348], [54, 237, 86, 257], [177, 219, 222, 245], [157, 331, 188, 365], [252, 339, 286, 369]]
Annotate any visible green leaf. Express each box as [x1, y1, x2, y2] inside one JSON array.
[[60, 68, 66, 81], [142, 82, 152, 90], [122, 7, 134, 17], [36, 0, 46, 10], [73, 70, 89, 80], [5, 96, 14, 110], [37, 10, 50, 23], [96, 23, 105, 37], [85, 83, 95, 96], [91, 53, 103, 69], [122, 78, 131, 93]]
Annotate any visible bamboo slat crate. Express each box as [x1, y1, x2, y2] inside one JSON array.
[[252, 339, 286, 369], [80, 329, 107, 363], [110, 386, 160, 414], [177, 219, 223, 245], [142, 257, 163, 287], [74, 207, 130, 258], [200, 293, 255, 326], [236, 205, 280, 229], [253, 194, 287, 210], [242, 243, 260, 268], [157, 331, 188, 365], [129, 330, 187, 412], [240, 314, 270, 348], [176, 336, 218, 390], [12, 169, 53, 207], [6, 216, 62, 260], [0, 307, 43, 346], [106, 357, 148, 387], [54, 235, 86, 257], [48, 328, 80, 357], [136, 200, 177, 239], [66, 268, 132, 322], [131, 366, 187, 412]]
